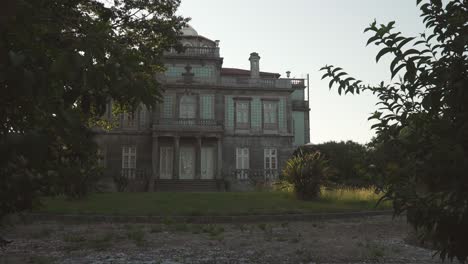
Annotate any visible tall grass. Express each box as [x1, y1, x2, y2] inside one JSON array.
[[320, 187, 384, 204]]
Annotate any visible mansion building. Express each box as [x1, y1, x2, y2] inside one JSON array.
[[95, 26, 310, 191]]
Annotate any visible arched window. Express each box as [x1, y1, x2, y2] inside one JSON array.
[[179, 95, 196, 119]]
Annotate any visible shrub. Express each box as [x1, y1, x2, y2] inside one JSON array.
[[282, 152, 330, 200]]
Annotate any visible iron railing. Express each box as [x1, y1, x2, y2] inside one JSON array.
[[164, 47, 220, 57], [232, 169, 279, 181], [154, 118, 222, 127]]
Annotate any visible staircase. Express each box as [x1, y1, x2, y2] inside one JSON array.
[[154, 179, 223, 192]]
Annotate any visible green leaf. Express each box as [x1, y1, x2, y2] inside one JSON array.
[[391, 63, 406, 78], [366, 35, 380, 46], [376, 47, 394, 62], [396, 37, 415, 50]]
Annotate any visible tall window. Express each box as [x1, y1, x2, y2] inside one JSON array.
[[179, 95, 196, 119], [122, 146, 136, 178], [97, 147, 106, 168], [264, 148, 277, 170], [236, 148, 249, 179], [263, 101, 278, 129], [235, 100, 250, 129], [122, 112, 135, 128], [159, 147, 173, 179], [139, 106, 147, 128]]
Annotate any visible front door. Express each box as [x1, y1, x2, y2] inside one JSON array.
[[179, 146, 195, 179], [201, 147, 214, 179], [159, 147, 173, 179]]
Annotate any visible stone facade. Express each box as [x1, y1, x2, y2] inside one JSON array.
[[94, 25, 310, 191]]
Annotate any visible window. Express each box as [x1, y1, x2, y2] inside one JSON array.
[[235, 100, 250, 129], [264, 148, 277, 170], [159, 147, 173, 179], [192, 66, 214, 78], [179, 95, 196, 119], [122, 112, 135, 128], [97, 147, 106, 168], [236, 148, 249, 179], [165, 66, 185, 77], [122, 146, 136, 178], [139, 106, 147, 128], [263, 101, 278, 129]]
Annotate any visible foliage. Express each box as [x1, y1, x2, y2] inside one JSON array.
[[320, 0, 468, 261], [0, 0, 187, 220], [282, 152, 331, 200], [296, 141, 378, 188], [37, 191, 391, 216]]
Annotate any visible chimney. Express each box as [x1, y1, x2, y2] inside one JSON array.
[[249, 52, 260, 79]]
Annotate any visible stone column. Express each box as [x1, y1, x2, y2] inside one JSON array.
[[217, 137, 223, 179], [173, 136, 180, 180], [149, 136, 159, 191], [195, 136, 202, 179]]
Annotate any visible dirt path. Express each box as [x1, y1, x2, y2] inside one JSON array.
[[0, 215, 443, 264]]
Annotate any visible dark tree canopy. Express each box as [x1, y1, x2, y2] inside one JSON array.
[[321, 0, 467, 261], [0, 0, 187, 219]]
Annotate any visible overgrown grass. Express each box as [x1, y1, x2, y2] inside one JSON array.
[[36, 188, 391, 216]]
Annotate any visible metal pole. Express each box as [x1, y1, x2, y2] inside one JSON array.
[[307, 73, 310, 101]]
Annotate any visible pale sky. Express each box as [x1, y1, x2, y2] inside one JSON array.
[[177, 0, 426, 144]]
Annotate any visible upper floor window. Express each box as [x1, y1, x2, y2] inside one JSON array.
[[122, 112, 135, 128], [263, 100, 278, 130], [235, 100, 250, 129], [179, 95, 196, 119], [165, 66, 185, 77], [192, 66, 214, 78], [139, 105, 148, 128]]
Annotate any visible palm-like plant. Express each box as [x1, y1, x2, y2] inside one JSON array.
[[283, 151, 331, 200]]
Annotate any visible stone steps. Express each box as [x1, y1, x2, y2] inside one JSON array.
[[154, 179, 223, 192]]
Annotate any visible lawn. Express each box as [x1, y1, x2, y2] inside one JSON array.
[[36, 188, 391, 216]]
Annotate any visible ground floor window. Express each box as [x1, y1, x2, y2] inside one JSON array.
[[264, 148, 277, 170], [122, 145, 136, 178], [236, 148, 249, 179], [159, 147, 173, 179]]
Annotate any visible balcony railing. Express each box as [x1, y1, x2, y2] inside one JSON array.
[[232, 169, 279, 181], [290, 79, 305, 88], [153, 118, 223, 132], [292, 100, 309, 110], [164, 47, 220, 57]]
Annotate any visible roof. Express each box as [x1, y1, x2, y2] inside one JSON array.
[[221, 68, 281, 79]]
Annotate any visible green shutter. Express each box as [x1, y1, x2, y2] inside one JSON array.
[[279, 98, 286, 130], [251, 98, 261, 128], [200, 95, 214, 119], [162, 95, 173, 118], [225, 96, 234, 128]]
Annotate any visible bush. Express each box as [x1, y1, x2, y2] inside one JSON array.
[[282, 152, 330, 200]]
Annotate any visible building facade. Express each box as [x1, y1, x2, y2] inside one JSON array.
[[95, 26, 310, 191]]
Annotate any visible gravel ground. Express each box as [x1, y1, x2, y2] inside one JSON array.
[[0, 215, 444, 264]]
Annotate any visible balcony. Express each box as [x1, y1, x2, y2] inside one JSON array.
[[164, 47, 220, 58], [220, 77, 301, 89], [232, 169, 280, 181], [153, 118, 224, 132], [292, 100, 309, 111]]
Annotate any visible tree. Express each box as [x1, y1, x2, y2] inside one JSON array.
[[320, 0, 467, 261], [297, 141, 375, 188], [0, 0, 187, 220]]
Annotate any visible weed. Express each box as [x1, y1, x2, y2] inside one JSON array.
[[28, 256, 54, 264], [257, 223, 267, 231], [150, 225, 163, 233], [31, 228, 53, 239], [63, 233, 86, 243], [172, 223, 190, 232], [127, 228, 145, 247]]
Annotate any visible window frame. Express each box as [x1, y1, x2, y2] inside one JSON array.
[[234, 98, 251, 130], [262, 99, 279, 130], [264, 148, 278, 170]]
